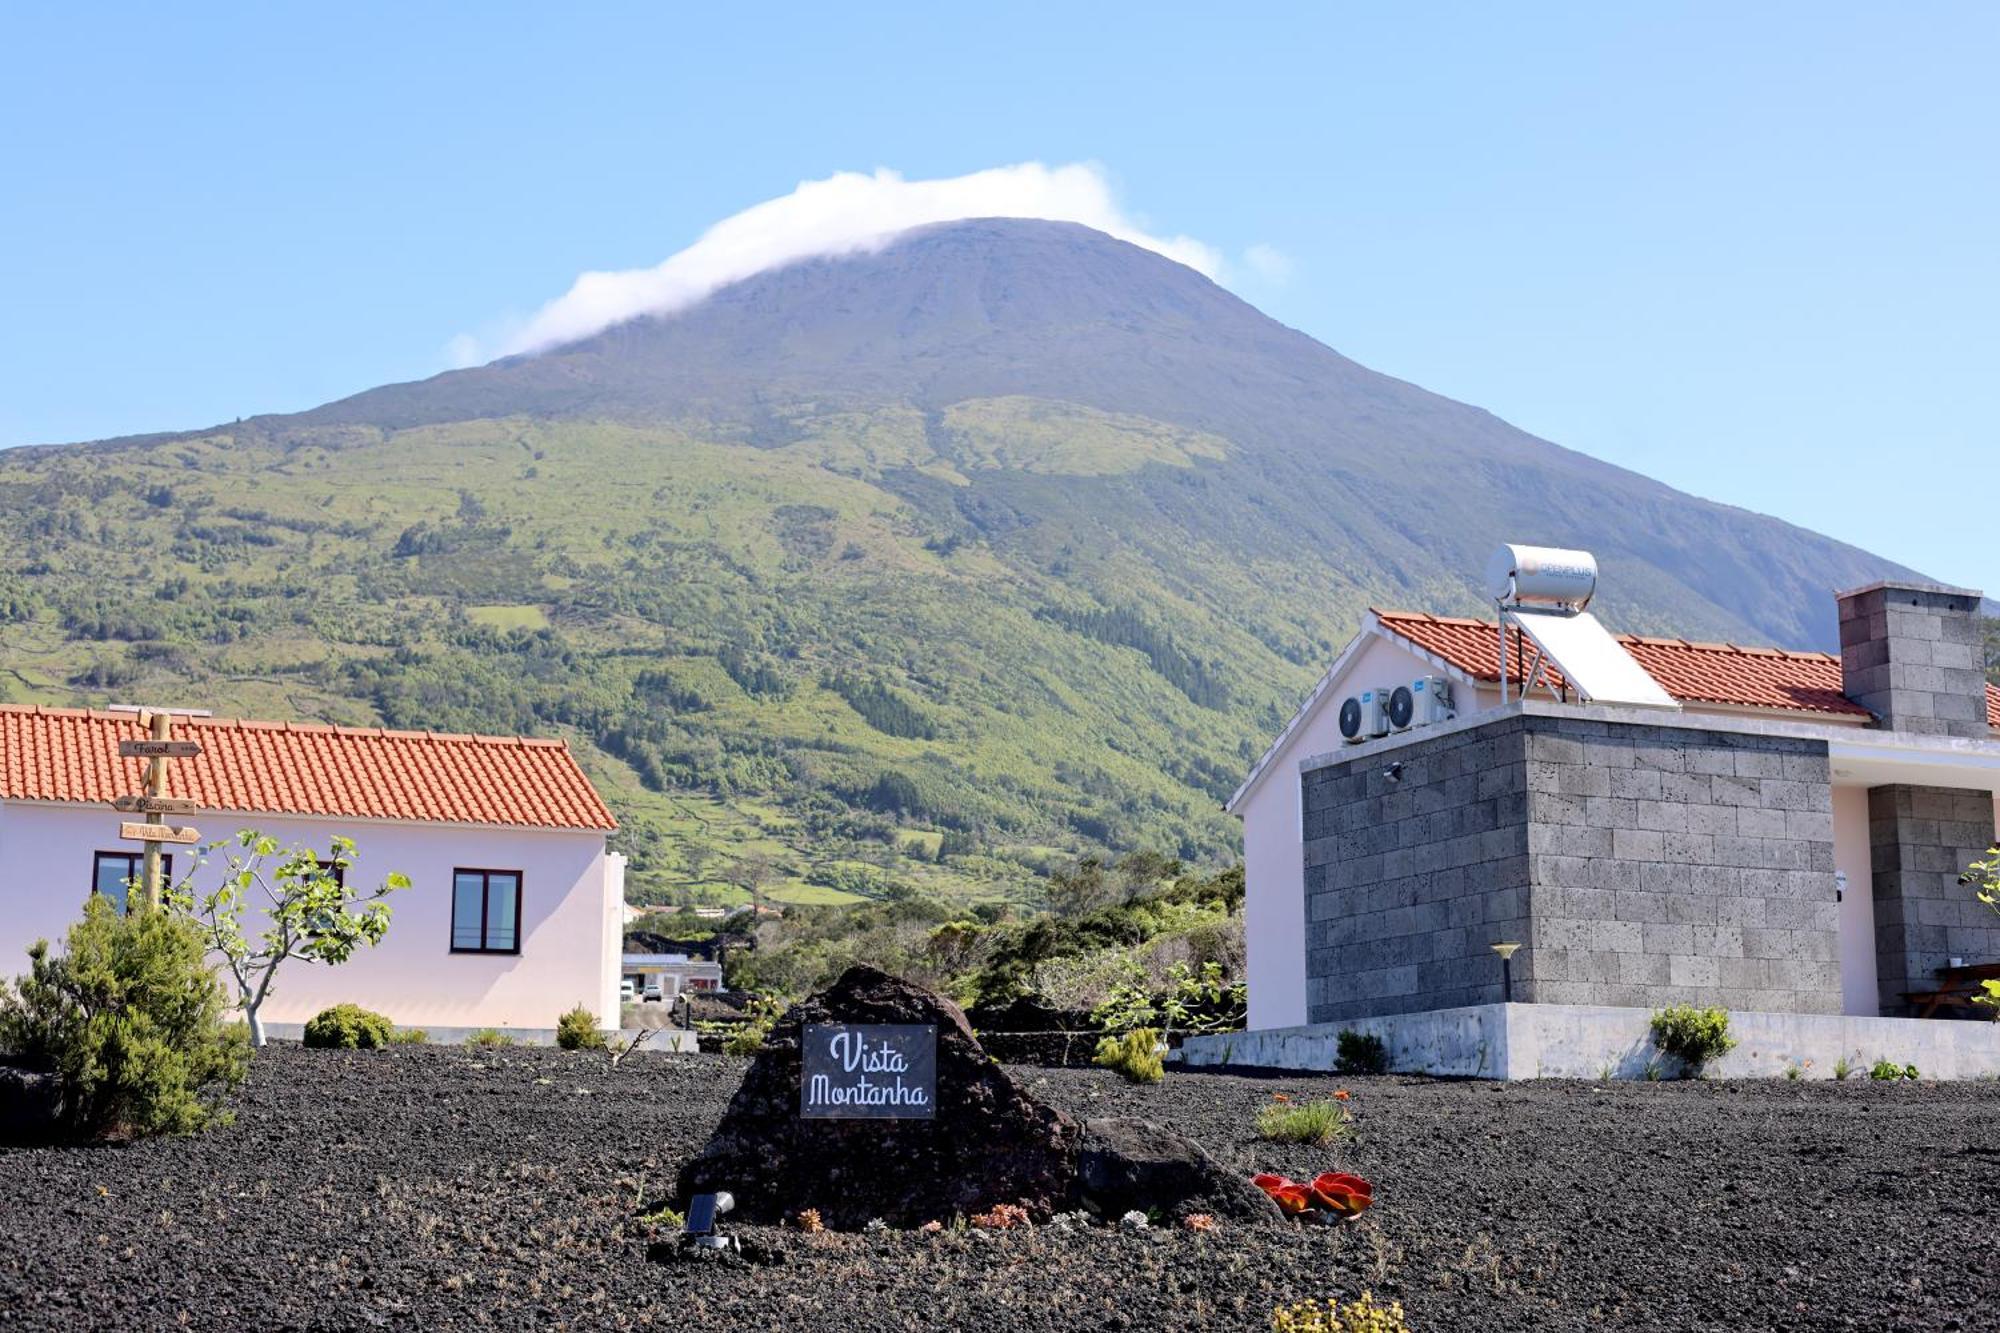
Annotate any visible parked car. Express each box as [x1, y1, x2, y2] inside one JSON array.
[[620, 978, 638, 1003], [642, 977, 665, 1003]]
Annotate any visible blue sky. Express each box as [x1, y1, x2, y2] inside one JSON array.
[[3, 4, 1995, 599]]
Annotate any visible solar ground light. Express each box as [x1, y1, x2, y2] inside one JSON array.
[[684, 1191, 736, 1251], [1491, 942, 1521, 1002]]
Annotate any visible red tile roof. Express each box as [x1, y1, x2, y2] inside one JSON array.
[[0, 706, 616, 830], [1374, 610, 1881, 719]]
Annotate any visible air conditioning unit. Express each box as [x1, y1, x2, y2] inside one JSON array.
[[1337, 690, 1391, 742], [1385, 684, 1415, 732], [1410, 676, 1455, 726], [1337, 695, 1365, 742]]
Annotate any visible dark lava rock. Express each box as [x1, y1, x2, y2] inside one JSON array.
[[977, 1030, 1102, 1068], [677, 965, 1080, 1228], [966, 995, 1088, 1033], [1077, 1117, 1280, 1225], [0, 1063, 59, 1144]]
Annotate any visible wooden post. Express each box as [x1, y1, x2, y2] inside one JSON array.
[[139, 710, 170, 910]]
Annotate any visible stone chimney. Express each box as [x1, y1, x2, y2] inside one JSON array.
[[1835, 580, 1988, 737]]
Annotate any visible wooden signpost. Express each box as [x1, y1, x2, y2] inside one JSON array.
[[107, 709, 204, 909]]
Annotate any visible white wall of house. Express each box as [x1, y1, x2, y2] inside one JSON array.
[[1829, 785, 1880, 1017], [0, 801, 622, 1030]]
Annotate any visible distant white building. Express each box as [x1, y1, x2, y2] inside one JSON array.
[[621, 953, 725, 999], [0, 705, 624, 1034]]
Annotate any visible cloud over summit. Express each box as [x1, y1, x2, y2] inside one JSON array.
[[463, 164, 1233, 363]]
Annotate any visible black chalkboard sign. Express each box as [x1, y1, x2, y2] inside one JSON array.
[[800, 1023, 937, 1119]]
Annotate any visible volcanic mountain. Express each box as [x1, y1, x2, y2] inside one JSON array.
[[0, 220, 1922, 903]]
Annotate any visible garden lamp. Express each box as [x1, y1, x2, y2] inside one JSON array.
[[686, 1191, 737, 1250], [1491, 942, 1521, 1003]]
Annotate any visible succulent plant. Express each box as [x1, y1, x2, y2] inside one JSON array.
[[1252, 1170, 1375, 1220], [971, 1202, 1031, 1230], [1309, 1172, 1374, 1217]]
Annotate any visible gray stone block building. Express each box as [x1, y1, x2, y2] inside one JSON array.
[[1230, 574, 2000, 1035]]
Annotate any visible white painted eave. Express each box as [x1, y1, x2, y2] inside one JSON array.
[[0, 796, 612, 839], [1826, 731, 2000, 793]]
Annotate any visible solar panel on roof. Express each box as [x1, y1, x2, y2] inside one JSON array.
[[1510, 609, 1679, 710]]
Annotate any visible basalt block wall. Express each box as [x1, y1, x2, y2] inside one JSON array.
[[1869, 784, 2000, 1013], [1302, 719, 1534, 1021], [1302, 714, 1842, 1022], [1836, 582, 1988, 738]]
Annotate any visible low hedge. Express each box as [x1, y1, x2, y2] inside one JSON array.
[[303, 1003, 395, 1050]]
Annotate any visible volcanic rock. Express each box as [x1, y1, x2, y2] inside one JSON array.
[[0, 1063, 58, 1144], [677, 966, 1080, 1228], [1076, 1117, 1280, 1224]]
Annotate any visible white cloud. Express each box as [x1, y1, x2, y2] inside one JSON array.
[[1243, 242, 1295, 284], [472, 163, 1223, 361]]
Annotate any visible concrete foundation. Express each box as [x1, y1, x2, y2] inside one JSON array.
[[1177, 1004, 2000, 1080]]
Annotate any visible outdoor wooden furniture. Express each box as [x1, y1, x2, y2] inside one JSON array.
[[1902, 962, 2000, 1018]]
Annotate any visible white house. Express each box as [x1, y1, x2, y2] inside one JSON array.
[[621, 953, 725, 1001], [1200, 551, 2000, 1079], [0, 705, 624, 1035]]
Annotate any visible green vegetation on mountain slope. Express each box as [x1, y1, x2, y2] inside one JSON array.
[[0, 411, 1323, 907]]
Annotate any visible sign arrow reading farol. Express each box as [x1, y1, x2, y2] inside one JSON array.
[[118, 739, 203, 759]]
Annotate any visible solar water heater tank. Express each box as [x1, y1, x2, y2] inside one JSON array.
[[1486, 544, 1598, 609]]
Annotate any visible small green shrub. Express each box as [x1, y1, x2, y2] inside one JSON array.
[[1093, 1028, 1165, 1084], [1869, 1059, 1918, 1082], [1090, 960, 1247, 1037], [466, 1028, 514, 1049], [1334, 1030, 1388, 1076], [555, 1005, 607, 1051], [1649, 1005, 1736, 1075], [1833, 1056, 1853, 1081], [303, 1003, 395, 1050], [386, 1027, 428, 1045], [721, 1025, 767, 1056], [1254, 1096, 1353, 1146], [720, 992, 783, 1057], [0, 896, 249, 1138]]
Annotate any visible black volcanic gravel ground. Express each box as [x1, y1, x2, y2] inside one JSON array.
[[1, 1047, 1994, 1331]]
